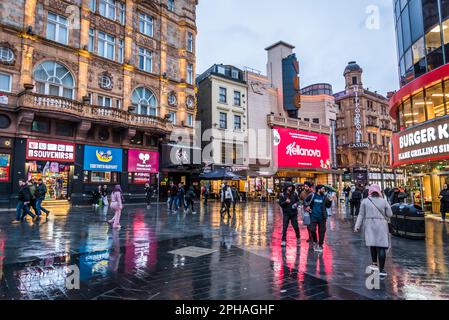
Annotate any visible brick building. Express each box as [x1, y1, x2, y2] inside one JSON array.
[[0, 0, 198, 207]]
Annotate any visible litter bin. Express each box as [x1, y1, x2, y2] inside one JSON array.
[[390, 204, 426, 240]]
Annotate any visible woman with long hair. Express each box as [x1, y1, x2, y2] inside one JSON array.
[[108, 185, 124, 229], [354, 184, 393, 278]]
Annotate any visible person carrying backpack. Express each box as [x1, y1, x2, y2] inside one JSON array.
[[350, 184, 363, 217], [221, 183, 234, 218], [304, 185, 333, 252]]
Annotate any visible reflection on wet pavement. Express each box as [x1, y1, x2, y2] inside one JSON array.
[[0, 202, 448, 300]]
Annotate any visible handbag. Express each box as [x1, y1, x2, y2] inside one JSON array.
[[368, 198, 394, 234], [302, 211, 311, 226]]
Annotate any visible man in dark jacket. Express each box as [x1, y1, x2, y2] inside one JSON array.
[[304, 185, 333, 252], [279, 185, 301, 247], [13, 179, 36, 223], [350, 185, 363, 217], [390, 187, 407, 205], [231, 185, 240, 211], [169, 182, 178, 212], [36, 178, 50, 217], [440, 184, 449, 223]]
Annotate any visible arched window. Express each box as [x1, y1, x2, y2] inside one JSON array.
[[131, 87, 158, 116], [33, 61, 75, 99]]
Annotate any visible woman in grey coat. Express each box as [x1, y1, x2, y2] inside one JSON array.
[[354, 184, 393, 278]]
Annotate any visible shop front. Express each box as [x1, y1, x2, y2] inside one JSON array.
[[391, 115, 449, 214], [272, 127, 338, 194], [0, 137, 13, 207], [127, 149, 159, 202], [25, 139, 75, 203], [199, 164, 248, 200], [82, 145, 122, 202]]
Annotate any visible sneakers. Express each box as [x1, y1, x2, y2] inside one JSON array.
[[379, 270, 388, 278], [192, 211, 197, 215], [11, 220, 21, 224], [281, 241, 286, 247], [313, 243, 323, 252]]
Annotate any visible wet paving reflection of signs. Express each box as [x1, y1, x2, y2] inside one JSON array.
[[0, 202, 448, 300]]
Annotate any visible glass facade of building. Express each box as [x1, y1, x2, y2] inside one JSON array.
[[300, 83, 333, 96], [394, 0, 449, 86]]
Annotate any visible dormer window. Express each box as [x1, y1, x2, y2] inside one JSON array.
[[231, 70, 239, 79]]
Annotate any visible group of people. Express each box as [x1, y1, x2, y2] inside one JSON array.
[[90, 184, 125, 229], [13, 178, 50, 223], [168, 181, 196, 214], [281, 181, 393, 278]]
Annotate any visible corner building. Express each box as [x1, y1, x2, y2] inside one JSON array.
[[390, 0, 449, 214], [0, 0, 198, 208]]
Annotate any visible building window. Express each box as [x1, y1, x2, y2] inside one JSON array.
[[98, 32, 115, 60], [187, 114, 193, 127], [99, 0, 116, 20], [217, 66, 225, 74], [46, 12, 68, 45], [231, 70, 239, 79], [219, 112, 227, 129], [98, 95, 112, 107], [138, 47, 153, 72], [31, 119, 50, 133], [312, 118, 319, 124], [304, 118, 310, 122], [55, 123, 74, 137], [167, 0, 175, 12], [89, 0, 96, 12], [186, 63, 194, 84], [131, 87, 158, 116], [425, 25, 442, 55], [116, 99, 121, 109], [118, 39, 124, 63], [342, 135, 346, 145], [118, 2, 125, 24], [88, 28, 95, 52], [233, 91, 241, 106], [352, 76, 357, 85], [33, 61, 75, 99], [139, 13, 154, 37], [234, 115, 241, 130], [187, 32, 194, 52], [167, 111, 176, 124], [219, 87, 227, 103], [0, 47, 14, 63], [233, 143, 243, 165], [0, 72, 11, 92]]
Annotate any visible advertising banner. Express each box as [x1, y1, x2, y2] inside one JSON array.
[[273, 127, 331, 169], [391, 116, 449, 167], [84, 145, 122, 172], [128, 150, 159, 173], [26, 139, 75, 162]]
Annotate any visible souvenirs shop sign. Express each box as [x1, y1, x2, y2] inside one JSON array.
[[26, 139, 75, 162], [392, 116, 449, 166]]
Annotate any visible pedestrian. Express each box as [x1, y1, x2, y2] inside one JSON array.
[[108, 185, 124, 229], [390, 186, 407, 205], [439, 184, 449, 223], [219, 183, 226, 214], [363, 184, 370, 199], [231, 185, 240, 211], [343, 184, 351, 207], [185, 185, 196, 214], [304, 185, 332, 252], [221, 183, 234, 218], [92, 185, 101, 207], [350, 184, 363, 217], [145, 182, 153, 208], [300, 181, 314, 243], [28, 179, 39, 216], [354, 184, 393, 278], [279, 184, 301, 247], [36, 178, 50, 217], [177, 183, 187, 212], [12, 179, 37, 224], [201, 184, 209, 206], [101, 185, 109, 207], [168, 181, 178, 212]]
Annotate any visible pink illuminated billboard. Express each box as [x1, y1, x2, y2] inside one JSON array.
[[128, 150, 159, 173], [273, 127, 331, 169]]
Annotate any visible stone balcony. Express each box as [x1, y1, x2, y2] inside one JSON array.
[[266, 114, 332, 135], [17, 93, 173, 133]]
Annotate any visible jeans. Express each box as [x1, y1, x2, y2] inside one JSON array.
[[16, 201, 35, 221], [169, 196, 178, 211], [345, 196, 349, 207], [281, 214, 300, 242], [36, 198, 49, 216], [351, 200, 361, 216], [308, 219, 326, 247], [186, 198, 194, 211], [370, 247, 387, 271]]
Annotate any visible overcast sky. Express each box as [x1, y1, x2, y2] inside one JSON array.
[[196, 0, 399, 96]]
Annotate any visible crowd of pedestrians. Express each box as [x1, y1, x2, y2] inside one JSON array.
[[13, 178, 51, 224]]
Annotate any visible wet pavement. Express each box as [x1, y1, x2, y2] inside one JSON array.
[[0, 201, 448, 300]]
